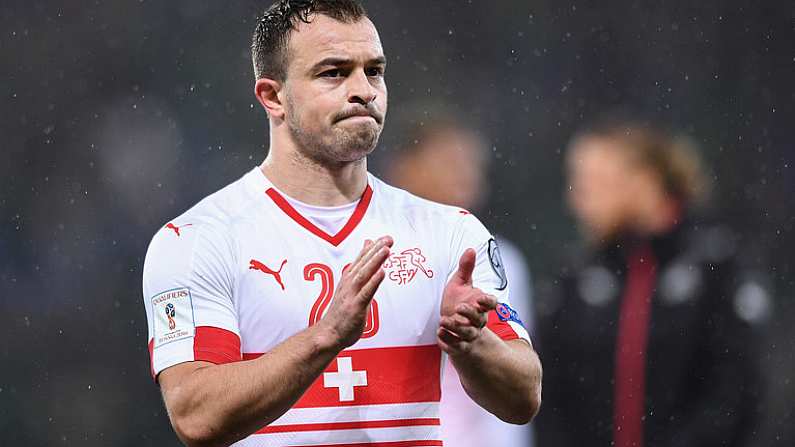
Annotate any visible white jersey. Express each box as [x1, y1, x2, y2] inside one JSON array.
[[142, 167, 530, 447]]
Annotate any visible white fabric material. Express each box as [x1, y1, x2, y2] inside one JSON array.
[[269, 402, 440, 426], [235, 426, 441, 447], [279, 187, 358, 236]]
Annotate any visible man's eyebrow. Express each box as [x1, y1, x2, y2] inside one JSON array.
[[309, 55, 387, 72], [310, 57, 351, 71]]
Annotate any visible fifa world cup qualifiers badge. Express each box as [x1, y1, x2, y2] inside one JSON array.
[[151, 287, 195, 347], [488, 238, 508, 290]]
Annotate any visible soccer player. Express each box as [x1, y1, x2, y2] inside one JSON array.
[[142, 1, 542, 446]]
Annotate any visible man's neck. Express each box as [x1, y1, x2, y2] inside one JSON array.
[[259, 144, 369, 207]]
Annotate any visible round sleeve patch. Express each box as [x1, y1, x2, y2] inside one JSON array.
[[488, 238, 508, 291], [496, 302, 525, 327]]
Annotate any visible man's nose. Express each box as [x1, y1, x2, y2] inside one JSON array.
[[347, 69, 377, 105]]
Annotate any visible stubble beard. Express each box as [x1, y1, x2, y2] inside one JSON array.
[[286, 98, 382, 167]]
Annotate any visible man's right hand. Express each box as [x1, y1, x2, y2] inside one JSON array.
[[318, 236, 393, 349]]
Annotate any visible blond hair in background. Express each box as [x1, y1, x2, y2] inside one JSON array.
[[572, 119, 709, 206]]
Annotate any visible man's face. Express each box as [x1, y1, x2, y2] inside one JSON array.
[[566, 136, 637, 240], [282, 15, 387, 165]]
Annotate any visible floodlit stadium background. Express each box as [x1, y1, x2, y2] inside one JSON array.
[[1, 1, 793, 445]]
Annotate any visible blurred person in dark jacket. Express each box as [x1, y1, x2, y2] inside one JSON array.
[[536, 119, 769, 447], [383, 104, 535, 447]]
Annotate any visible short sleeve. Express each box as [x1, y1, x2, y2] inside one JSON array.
[[142, 220, 242, 380], [449, 214, 532, 344]]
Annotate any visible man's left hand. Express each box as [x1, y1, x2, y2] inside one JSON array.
[[438, 248, 498, 355]]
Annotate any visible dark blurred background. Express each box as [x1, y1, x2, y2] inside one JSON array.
[[1, 1, 793, 445]]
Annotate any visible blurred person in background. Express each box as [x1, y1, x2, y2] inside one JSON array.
[[536, 118, 769, 447], [384, 104, 535, 447]]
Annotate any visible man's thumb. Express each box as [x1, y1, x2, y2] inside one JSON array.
[[454, 248, 477, 285]]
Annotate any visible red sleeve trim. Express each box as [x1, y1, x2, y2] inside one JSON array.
[[486, 310, 520, 341], [193, 326, 242, 364], [148, 338, 155, 378], [148, 326, 242, 381]]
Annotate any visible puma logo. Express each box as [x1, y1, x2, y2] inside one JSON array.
[[249, 259, 287, 290], [166, 222, 193, 237]]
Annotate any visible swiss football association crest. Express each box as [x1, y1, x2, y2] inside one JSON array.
[[383, 248, 434, 285]]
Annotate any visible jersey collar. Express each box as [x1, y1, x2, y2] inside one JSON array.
[[262, 176, 373, 247]]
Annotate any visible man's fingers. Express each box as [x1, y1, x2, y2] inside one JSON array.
[[437, 327, 469, 354], [358, 266, 386, 303], [349, 236, 392, 278], [456, 303, 487, 329], [348, 239, 374, 273], [348, 239, 379, 275], [437, 327, 462, 346], [353, 241, 392, 288], [453, 248, 477, 286], [476, 294, 498, 312], [440, 315, 480, 342], [333, 236, 392, 316]]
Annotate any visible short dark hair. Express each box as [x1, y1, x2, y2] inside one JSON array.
[[251, 0, 368, 81]]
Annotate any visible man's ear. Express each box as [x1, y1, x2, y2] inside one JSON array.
[[254, 78, 284, 119]]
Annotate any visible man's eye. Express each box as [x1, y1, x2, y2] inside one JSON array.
[[366, 67, 384, 77], [319, 69, 341, 78]]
